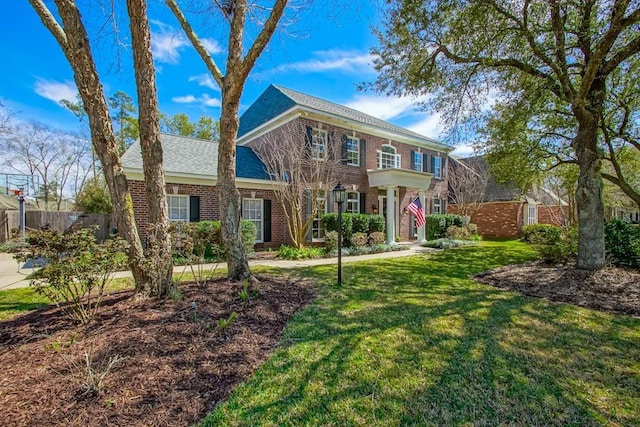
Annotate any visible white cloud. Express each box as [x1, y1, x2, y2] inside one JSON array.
[[188, 74, 220, 91], [450, 143, 477, 158], [406, 114, 444, 139], [345, 93, 429, 121], [202, 38, 223, 55], [271, 50, 374, 75], [150, 20, 189, 64], [33, 78, 78, 104], [172, 93, 221, 108]]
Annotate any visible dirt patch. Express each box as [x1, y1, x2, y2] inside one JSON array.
[[0, 276, 315, 426], [475, 262, 640, 317]]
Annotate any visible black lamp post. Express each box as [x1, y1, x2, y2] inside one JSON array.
[[333, 182, 346, 285]]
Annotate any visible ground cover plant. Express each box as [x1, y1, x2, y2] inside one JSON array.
[[205, 241, 640, 426]]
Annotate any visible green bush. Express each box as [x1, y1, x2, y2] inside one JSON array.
[[276, 245, 324, 260], [605, 219, 640, 269], [445, 225, 471, 240], [368, 215, 386, 234], [425, 214, 465, 240], [351, 214, 370, 234], [240, 220, 257, 255], [369, 231, 386, 245], [522, 224, 562, 244], [351, 232, 368, 247], [13, 226, 128, 324], [530, 226, 578, 264], [324, 231, 339, 253], [321, 213, 353, 239]]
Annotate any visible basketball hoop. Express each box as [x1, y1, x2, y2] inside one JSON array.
[[11, 189, 23, 196]]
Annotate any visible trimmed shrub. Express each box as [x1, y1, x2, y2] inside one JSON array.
[[422, 238, 476, 249], [351, 232, 368, 247], [369, 231, 386, 245], [446, 225, 471, 240], [321, 213, 353, 239], [368, 215, 386, 234], [522, 224, 562, 244], [351, 214, 370, 234], [425, 214, 465, 240], [530, 226, 578, 264], [324, 230, 339, 253], [605, 219, 640, 269]]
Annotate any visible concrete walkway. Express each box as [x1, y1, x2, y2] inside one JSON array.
[[0, 243, 434, 291]]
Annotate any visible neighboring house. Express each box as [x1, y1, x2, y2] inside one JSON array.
[[447, 156, 569, 238], [123, 84, 453, 247]]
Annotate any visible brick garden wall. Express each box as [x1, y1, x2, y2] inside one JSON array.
[[448, 202, 524, 238]]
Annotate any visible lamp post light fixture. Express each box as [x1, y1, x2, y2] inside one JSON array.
[[333, 182, 346, 285]]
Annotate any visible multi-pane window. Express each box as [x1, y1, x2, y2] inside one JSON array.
[[432, 198, 442, 214], [242, 199, 263, 242], [527, 204, 537, 225], [433, 156, 443, 178], [312, 190, 327, 241], [413, 151, 422, 172], [346, 191, 359, 214], [312, 128, 327, 160], [377, 145, 400, 169], [168, 195, 189, 222], [346, 136, 360, 166]]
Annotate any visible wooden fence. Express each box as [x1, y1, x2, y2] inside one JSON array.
[[0, 210, 113, 242]]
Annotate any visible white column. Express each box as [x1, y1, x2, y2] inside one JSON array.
[[386, 186, 396, 244], [418, 190, 426, 243]]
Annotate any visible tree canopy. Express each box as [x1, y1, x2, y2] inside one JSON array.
[[371, 0, 640, 269]]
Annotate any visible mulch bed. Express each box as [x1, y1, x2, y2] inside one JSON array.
[[0, 277, 315, 426], [475, 262, 640, 317]]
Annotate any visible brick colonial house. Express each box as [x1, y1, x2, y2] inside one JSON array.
[[447, 156, 568, 238], [123, 85, 453, 247]]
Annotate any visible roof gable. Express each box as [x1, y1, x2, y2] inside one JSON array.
[[238, 84, 452, 150]]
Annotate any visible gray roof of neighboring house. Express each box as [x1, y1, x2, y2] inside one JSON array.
[[238, 84, 451, 150], [454, 155, 568, 205], [121, 133, 270, 180]]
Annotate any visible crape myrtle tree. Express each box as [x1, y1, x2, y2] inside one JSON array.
[[371, 0, 640, 270], [252, 122, 341, 249], [166, 0, 290, 280], [29, 0, 175, 298]]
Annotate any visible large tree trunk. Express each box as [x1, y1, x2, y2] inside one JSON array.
[[31, 0, 172, 296], [218, 88, 251, 280], [127, 0, 174, 297], [573, 102, 605, 270]]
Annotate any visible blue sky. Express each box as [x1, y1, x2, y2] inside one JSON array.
[[0, 1, 472, 156]]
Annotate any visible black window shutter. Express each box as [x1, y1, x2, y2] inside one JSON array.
[[360, 139, 366, 167], [341, 134, 348, 164], [359, 192, 366, 214], [304, 189, 312, 242], [189, 196, 200, 222], [423, 153, 429, 172], [263, 199, 271, 242], [304, 126, 313, 155], [410, 151, 416, 170]]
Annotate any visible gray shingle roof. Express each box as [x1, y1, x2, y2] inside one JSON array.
[[122, 133, 270, 180], [238, 84, 452, 150]]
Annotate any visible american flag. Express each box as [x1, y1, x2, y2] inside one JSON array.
[[407, 196, 425, 227]]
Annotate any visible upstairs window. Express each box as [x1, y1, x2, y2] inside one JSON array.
[[413, 151, 423, 172], [433, 156, 443, 178], [346, 136, 360, 166], [377, 144, 400, 169], [312, 128, 327, 160]]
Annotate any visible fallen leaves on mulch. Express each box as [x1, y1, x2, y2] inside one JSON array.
[[0, 276, 315, 427], [475, 262, 640, 317]]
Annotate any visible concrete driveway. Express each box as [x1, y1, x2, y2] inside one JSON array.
[[0, 252, 32, 291]]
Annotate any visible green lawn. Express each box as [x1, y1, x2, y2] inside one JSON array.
[[205, 241, 640, 426]]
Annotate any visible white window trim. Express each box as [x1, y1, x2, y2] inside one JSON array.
[[346, 191, 359, 214], [312, 128, 328, 161], [527, 204, 538, 225], [377, 144, 401, 169], [168, 195, 189, 222], [432, 198, 442, 214], [312, 190, 327, 242], [413, 151, 423, 172], [346, 136, 360, 166], [242, 198, 264, 243], [433, 156, 443, 179]]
